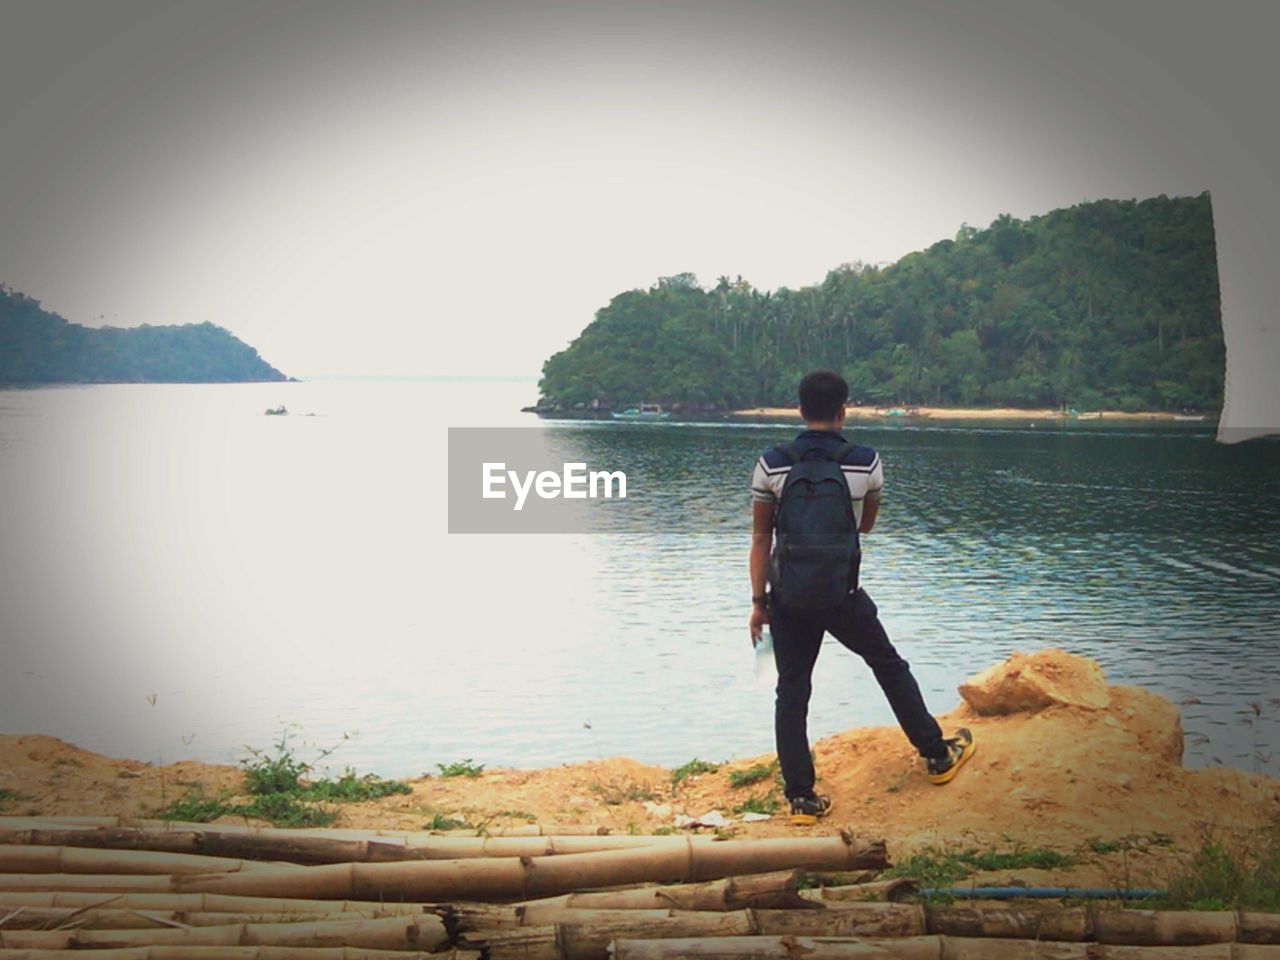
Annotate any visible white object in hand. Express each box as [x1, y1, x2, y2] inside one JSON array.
[[754, 628, 777, 686]]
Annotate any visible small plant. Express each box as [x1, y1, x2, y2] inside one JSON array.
[[242, 731, 313, 795], [425, 812, 471, 830], [591, 778, 658, 805], [885, 843, 1075, 890], [1162, 824, 1280, 911], [492, 809, 538, 821], [436, 759, 486, 778], [0, 788, 31, 810], [303, 768, 411, 802], [732, 794, 779, 816], [153, 786, 236, 823], [153, 730, 399, 828], [1085, 832, 1174, 856], [728, 761, 777, 789], [671, 758, 721, 785], [239, 793, 338, 828]]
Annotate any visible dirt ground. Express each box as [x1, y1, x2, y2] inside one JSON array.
[[2, 650, 1275, 891]]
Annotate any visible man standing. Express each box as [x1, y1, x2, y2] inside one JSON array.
[[748, 370, 974, 825]]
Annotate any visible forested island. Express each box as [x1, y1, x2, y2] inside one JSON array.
[[537, 193, 1222, 414], [0, 285, 287, 384]]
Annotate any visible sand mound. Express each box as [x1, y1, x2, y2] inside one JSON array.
[[959, 649, 1111, 714]]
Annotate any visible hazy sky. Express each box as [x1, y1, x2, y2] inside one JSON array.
[[2, 1, 1278, 417]]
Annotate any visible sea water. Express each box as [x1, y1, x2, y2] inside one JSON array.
[[1, 379, 1277, 778]]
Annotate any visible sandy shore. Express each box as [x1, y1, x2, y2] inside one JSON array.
[[732, 405, 1213, 422]]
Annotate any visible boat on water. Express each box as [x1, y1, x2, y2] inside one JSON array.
[[1174, 414, 1207, 422], [611, 402, 670, 421], [1075, 411, 1103, 421]]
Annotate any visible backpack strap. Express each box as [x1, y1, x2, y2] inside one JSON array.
[[830, 441, 856, 464], [775, 440, 856, 463], [773, 440, 803, 464]]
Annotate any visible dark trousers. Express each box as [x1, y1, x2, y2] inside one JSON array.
[[770, 587, 946, 799]]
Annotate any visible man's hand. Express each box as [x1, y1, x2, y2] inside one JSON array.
[[749, 602, 770, 645]]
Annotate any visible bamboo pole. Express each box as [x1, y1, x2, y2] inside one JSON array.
[[805, 878, 921, 903], [1093, 907, 1240, 945], [0, 892, 425, 915], [925, 903, 1091, 941], [0, 818, 611, 842], [0, 893, 428, 915], [463, 906, 928, 960], [607, 938, 1280, 960], [512, 870, 809, 912], [173, 834, 886, 902], [0, 914, 449, 951], [0, 908, 431, 930], [753, 904, 926, 938], [0, 846, 291, 876], [0, 875, 176, 894], [0, 828, 708, 864], [937, 941, 1093, 960], [1241, 913, 1280, 944], [450, 905, 676, 929], [0, 952, 442, 959], [609, 935, 946, 959], [470, 912, 760, 960]]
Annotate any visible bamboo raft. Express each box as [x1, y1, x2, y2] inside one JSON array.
[[0, 817, 1276, 959]]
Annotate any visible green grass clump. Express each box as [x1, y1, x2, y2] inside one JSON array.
[[238, 792, 338, 828], [424, 812, 472, 830], [303, 768, 412, 802], [0, 788, 31, 810], [436, 759, 486, 778], [153, 730, 405, 828], [885, 843, 1075, 889], [728, 761, 777, 789], [731, 794, 779, 816], [152, 787, 235, 823], [1163, 828, 1280, 911], [591, 779, 658, 805], [242, 733, 312, 795], [671, 758, 721, 785]]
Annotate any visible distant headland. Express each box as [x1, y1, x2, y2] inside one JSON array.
[[0, 285, 288, 385]]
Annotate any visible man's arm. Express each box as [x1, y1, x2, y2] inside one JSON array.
[[749, 500, 774, 642], [859, 493, 879, 534]]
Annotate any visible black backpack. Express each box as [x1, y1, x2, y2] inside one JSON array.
[[768, 440, 861, 609]]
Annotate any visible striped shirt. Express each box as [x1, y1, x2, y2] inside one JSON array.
[[750, 430, 883, 527]]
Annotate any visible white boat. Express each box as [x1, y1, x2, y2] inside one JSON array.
[[1174, 414, 1207, 422], [611, 403, 670, 421]]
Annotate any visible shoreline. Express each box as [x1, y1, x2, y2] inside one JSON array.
[[731, 405, 1215, 422], [1, 651, 1274, 895]]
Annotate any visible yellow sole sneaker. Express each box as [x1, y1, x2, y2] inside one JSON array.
[[788, 795, 834, 825], [927, 728, 976, 785]]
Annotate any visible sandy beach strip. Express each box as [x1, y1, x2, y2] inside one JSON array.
[[730, 405, 1209, 422]]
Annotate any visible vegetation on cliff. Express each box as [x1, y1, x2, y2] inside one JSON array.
[[539, 193, 1222, 412]]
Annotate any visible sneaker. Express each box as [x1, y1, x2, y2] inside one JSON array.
[[926, 728, 976, 785], [788, 793, 833, 825]]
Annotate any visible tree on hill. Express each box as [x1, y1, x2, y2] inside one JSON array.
[[538, 193, 1223, 412]]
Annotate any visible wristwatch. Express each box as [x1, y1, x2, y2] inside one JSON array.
[[752, 594, 768, 606]]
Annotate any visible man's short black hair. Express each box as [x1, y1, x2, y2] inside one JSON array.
[[798, 370, 849, 422]]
